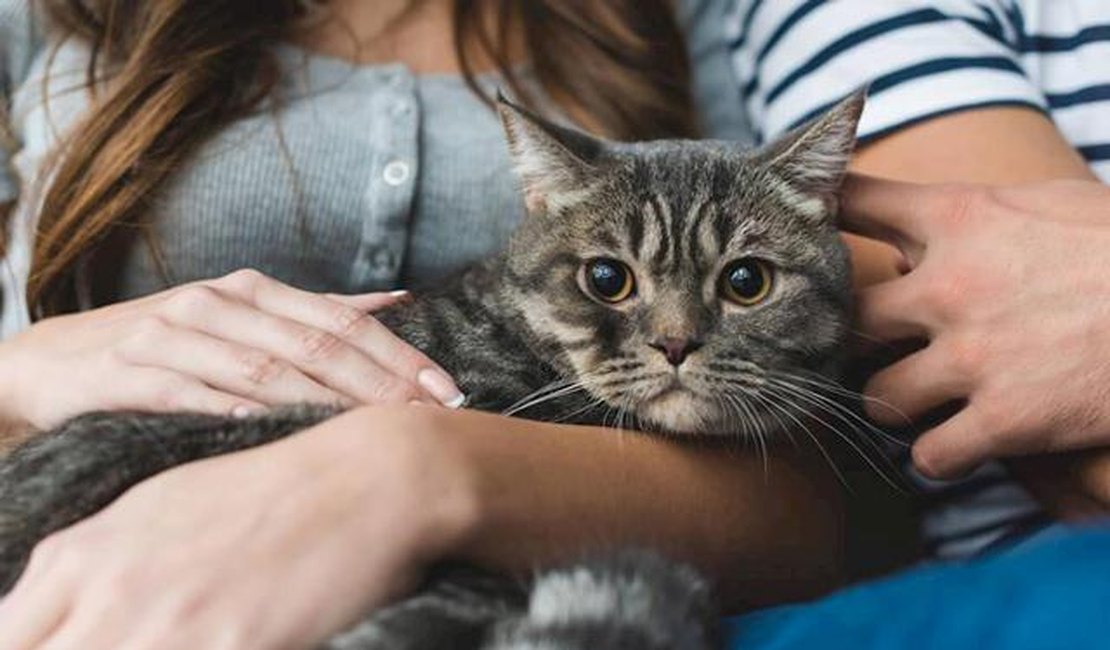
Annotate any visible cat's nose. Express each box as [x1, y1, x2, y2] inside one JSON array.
[[649, 337, 703, 367]]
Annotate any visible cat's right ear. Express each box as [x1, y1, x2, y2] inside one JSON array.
[[756, 88, 867, 221], [497, 92, 605, 216]]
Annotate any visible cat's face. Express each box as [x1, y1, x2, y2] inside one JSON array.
[[498, 93, 862, 435]]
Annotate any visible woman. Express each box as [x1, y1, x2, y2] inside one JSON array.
[[0, 1, 849, 648]]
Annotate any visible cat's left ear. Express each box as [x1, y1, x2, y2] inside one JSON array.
[[496, 92, 606, 216], [757, 88, 867, 220]]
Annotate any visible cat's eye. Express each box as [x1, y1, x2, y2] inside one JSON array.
[[584, 258, 635, 303], [720, 258, 773, 306]]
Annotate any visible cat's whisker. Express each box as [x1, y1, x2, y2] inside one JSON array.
[[847, 327, 891, 346], [767, 376, 909, 451], [550, 394, 607, 424], [769, 370, 913, 430], [502, 380, 589, 417], [762, 384, 904, 491], [741, 387, 799, 453], [764, 380, 889, 459], [723, 391, 771, 479], [736, 393, 771, 477], [617, 381, 650, 433], [714, 393, 755, 458], [503, 378, 578, 412], [750, 388, 850, 490]]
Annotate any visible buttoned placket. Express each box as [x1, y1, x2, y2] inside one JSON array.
[[350, 66, 419, 288]]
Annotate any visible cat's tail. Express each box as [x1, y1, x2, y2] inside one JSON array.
[[483, 550, 720, 650]]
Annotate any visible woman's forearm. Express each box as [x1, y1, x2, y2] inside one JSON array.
[[428, 409, 846, 611]]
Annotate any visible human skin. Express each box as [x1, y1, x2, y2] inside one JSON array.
[[842, 106, 1110, 512], [0, 407, 844, 650], [843, 175, 1110, 478], [0, 271, 463, 437]]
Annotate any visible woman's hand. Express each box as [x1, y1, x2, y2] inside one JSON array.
[[0, 406, 479, 650], [0, 404, 848, 647], [0, 269, 464, 433], [842, 175, 1110, 479]]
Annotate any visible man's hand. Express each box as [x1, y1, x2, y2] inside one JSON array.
[[841, 175, 1110, 479]]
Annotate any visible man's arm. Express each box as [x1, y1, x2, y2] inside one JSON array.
[[840, 108, 1110, 514], [847, 106, 1110, 516], [845, 106, 1096, 292]]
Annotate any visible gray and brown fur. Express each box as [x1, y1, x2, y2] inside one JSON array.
[[0, 90, 866, 649]]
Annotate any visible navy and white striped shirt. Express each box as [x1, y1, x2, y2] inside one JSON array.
[[727, 0, 1110, 180], [727, 0, 1110, 559]]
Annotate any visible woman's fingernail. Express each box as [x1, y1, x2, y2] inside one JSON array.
[[417, 369, 466, 409], [390, 290, 411, 298], [232, 405, 253, 419]]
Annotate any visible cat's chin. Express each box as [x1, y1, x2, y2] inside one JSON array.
[[637, 389, 713, 435]]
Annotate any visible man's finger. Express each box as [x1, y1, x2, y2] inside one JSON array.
[[839, 174, 939, 250], [864, 344, 972, 426], [911, 398, 1015, 480], [856, 278, 933, 342]]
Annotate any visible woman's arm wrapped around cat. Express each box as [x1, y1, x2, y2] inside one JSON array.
[[0, 404, 846, 650]]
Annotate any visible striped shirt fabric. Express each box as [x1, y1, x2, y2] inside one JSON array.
[[727, 0, 1110, 181], [727, 0, 1110, 560]]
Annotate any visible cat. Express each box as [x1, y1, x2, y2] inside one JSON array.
[[0, 89, 865, 649]]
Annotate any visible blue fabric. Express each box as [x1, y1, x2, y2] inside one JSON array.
[[725, 523, 1110, 650]]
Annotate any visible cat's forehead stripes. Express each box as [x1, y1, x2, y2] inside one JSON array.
[[630, 193, 726, 273], [635, 197, 666, 267], [682, 198, 720, 271], [696, 202, 724, 265], [628, 188, 783, 276]]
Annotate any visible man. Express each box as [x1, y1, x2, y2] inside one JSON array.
[[726, 175, 1110, 649]]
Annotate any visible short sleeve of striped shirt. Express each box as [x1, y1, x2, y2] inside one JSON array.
[[727, 0, 1048, 144]]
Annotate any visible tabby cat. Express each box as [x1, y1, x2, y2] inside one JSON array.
[[0, 90, 865, 649]]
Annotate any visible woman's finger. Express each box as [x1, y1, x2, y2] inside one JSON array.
[[108, 368, 266, 416], [30, 592, 134, 650], [157, 286, 434, 406], [326, 290, 412, 313], [119, 323, 351, 408], [33, 622, 112, 650], [0, 555, 72, 650], [216, 276, 463, 406], [0, 605, 67, 650]]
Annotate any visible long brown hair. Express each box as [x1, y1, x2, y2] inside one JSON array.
[[28, 0, 696, 317]]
